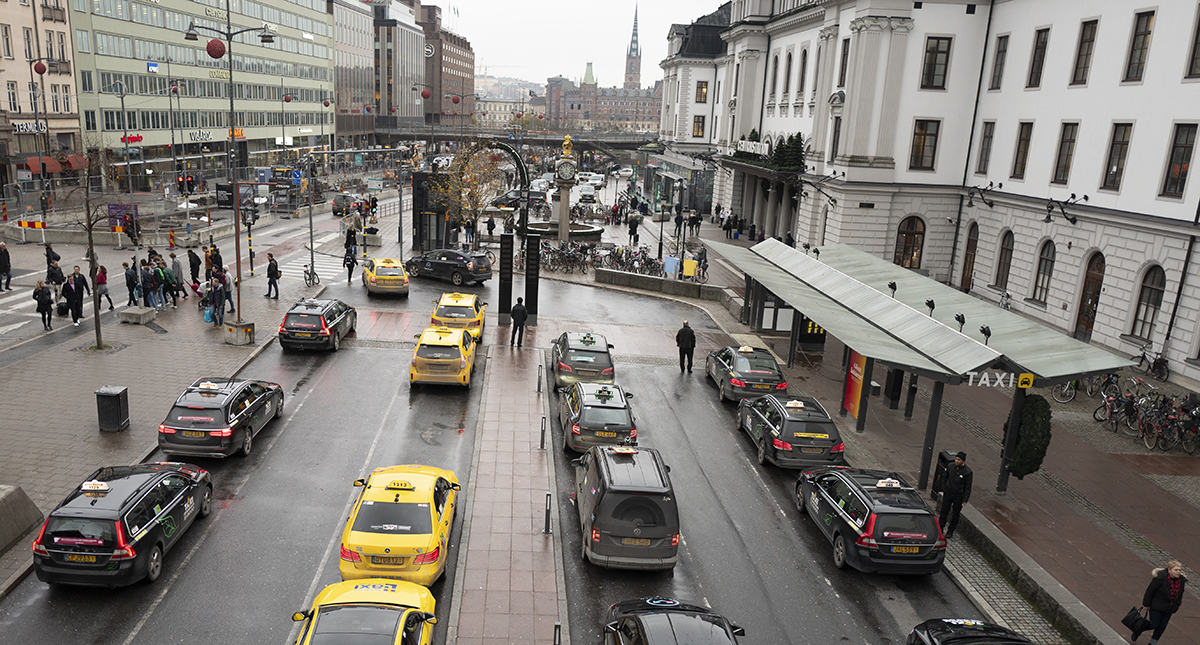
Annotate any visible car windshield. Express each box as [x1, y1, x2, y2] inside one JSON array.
[[285, 313, 324, 328], [435, 305, 474, 319], [565, 349, 612, 368], [640, 613, 733, 644], [166, 406, 226, 428], [44, 517, 117, 548], [733, 355, 780, 375], [311, 605, 404, 644], [598, 493, 674, 528], [350, 501, 433, 535], [580, 406, 632, 426], [375, 266, 404, 277], [874, 513, 938, 542], [416, 344, 461, 360]]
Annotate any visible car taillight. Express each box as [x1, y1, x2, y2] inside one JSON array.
[[318, 318, 331, 336], [431, 317, 438, 326], [775, 382, 788, 390], [339, 544, 361, 562], [671, 532, 680, 546], [403, 277, 409, 284], [831, 442, 845, 454], [158, 424, 176, 434], [467, 261, 475, 271], [591, 527, 601, 542], [933, 521, 948, 550], [460, 356, 467, 369], [31, 519, 49, 556], [601, 367, 614, 376], [571, 424, 581, 435], [211, 427, 233, 437], [630, 427, 637, 439], [557, 361, 573, 373], [772, 438, 793, 451], [856, 514, 878, 549], [112, 521, 136, 560], [278, 322, 287, 334], [369, 276, 376, 284], [412, 546, 440, 565], [730, 378, 747, 387], [469, 320, 481, 327]]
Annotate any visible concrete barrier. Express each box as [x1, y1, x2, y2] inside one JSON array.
[[119, 306, 157, 324], [595, 268, 729, 304], [0, 485, 42, 555]]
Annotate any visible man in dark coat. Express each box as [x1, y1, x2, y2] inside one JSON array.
[[628, 216, 639, 246], [0, 242, 11, 291], [123, 262, 138, 306], [209, 246, 224, 275], [939, 451, 973, 539], [187, 249, 202, 284], [46, 260, 66, 303], [63, 265, 91, 325], [44, 243, 60, 268], [675, 320, 696, 373], [510, 297, 528, 347]]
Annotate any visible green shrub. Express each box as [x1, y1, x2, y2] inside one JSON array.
[[1006, 394, 1053, 480]]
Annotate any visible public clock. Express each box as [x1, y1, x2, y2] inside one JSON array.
[[556, 162, 576, 182]]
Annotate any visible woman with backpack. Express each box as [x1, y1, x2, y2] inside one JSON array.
[[344, 250, 357, 285], [33, 280, 53, 331]]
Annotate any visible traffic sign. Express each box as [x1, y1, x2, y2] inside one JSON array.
[[291, 169, 302, 186]]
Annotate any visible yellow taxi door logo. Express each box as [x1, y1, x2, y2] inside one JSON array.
[[1017, 374, 1035, 389]]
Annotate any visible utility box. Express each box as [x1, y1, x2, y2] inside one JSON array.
[[932, 450, 956, 495], [95, 385, 130, 432], [224, 321, 255, 346]]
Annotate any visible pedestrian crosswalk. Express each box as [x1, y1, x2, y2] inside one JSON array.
[[276, 254, 351, 283]]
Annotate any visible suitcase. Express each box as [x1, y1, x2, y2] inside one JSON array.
[[56, 302, 70, 317]]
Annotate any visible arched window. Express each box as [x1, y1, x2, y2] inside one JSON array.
[[892, 216, 925, 268], [799, 50, 809, 98], [771, 55, 779, 96], [960, 222, 979, 292], [1031, 241, 1055, 302], [783, 53, 793, 94], [1131, 266, 1166, 340], [994, 230, 1014, 289]]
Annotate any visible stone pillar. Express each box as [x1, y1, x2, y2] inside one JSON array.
[[810, 25, 840, 163], [874, 18, 914, 162], [844, 17, 888, 161], [556, 177, 573, 243], [752, 177, 767, 238]]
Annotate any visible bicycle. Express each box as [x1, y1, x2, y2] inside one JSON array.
[[1085, 373, 1120, 399], [303, 264, 320, 287], [694, 261, 709, 284], [1051, 379, 1079, 403], [1135, 343, 1171, 382]]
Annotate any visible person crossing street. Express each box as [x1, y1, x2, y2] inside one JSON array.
[[676, 320, 696, 374]]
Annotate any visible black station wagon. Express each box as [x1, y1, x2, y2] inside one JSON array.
[[159, 377, 284, 458], [278, 298, 357, 351]]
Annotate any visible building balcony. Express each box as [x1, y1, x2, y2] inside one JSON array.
[[41, 4, 67, 23], [49, 59, 71, 75]]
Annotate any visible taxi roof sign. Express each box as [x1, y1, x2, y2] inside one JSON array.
[[81, 480, 110, 492], [385, 480, 416, 491], [875, 478, 903, 489], [737, 345, 756, 353], [610, 446, 638, 454], [784, 400, 806, 409]]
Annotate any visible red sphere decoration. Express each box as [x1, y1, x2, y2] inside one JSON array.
[[364, 106, 371, 113], [323, 100, 330, 107], [390, 107, 396, 113], [283, 95, 292, 103], [171, 84, 178, 94], [33, 61, 47, 75], [206, 38, 226, 60], [538, 114, 543, 120], [451, 95, 460, 105], [516, 112, 523, 118], [421, 89, 431, 99]]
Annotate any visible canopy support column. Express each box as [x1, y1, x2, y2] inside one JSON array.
[[855, 357, 874, 433], [904, 372, 919, 420], [917, 380, 945, 489]]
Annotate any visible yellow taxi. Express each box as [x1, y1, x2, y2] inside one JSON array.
[[429, 292, 486, 340], [410, 326, 477, 388], [338, 465, 461, 587], [362, 258, 410, 296], [291, 578, 437, 645]]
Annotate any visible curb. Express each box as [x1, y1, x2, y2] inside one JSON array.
[[539, 350, 572, 645]]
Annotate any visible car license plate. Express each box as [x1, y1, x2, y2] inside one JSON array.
[[621, 538, 651, 546], [371, 555, 406, 565], [295, 332, 312, 338], [752, 383, 771, 389], [64, 554, 97, 563], [801, 446, 823, 454], [891, 546, 919, 554], [180, 430, 206, 438], [595, 431, 617, 438]]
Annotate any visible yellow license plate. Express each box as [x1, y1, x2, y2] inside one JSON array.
[[891, 546, 919, 554], [621, 538, 651, 546], [752, 384, 771, 389], [64, 554, 97, 563], [371, 556, 406, 565], [595, 431, 617, 438], [181, 430, 206, 438], [295, 332, 312, 338]]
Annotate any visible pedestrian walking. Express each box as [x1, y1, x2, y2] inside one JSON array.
[[628, 216, 640, 246], [96, 266, 115, 310], [171, 252, 187, 300], [464, 217, 474, 245], [209, 277, 226, 328], [510, 297, 528, 347], [938, 451, 973, 539], [63, 266, 90, 325], [265, 253, 280, 299], [674, 210, 684, 237], [44, 243, 60, 268], [344, 250, 357, 284], [0, 242, 12, 290], [486, 215, 496, 239], [1136, 560, 1187, 643], [676, 320, 696, 373], [140, 261, 160, 310], [345, 227, 358, 257], [33, 280, 53, 330], [152, 260, 170, 309], [210, 246, 224, 278], [123, 262, 137, 306], [204, 247, 213, 281], [158, 259, 178, 308], [221, 265, 236, 313], [188, 249, 202, 284], [46, 260, 65, 303]]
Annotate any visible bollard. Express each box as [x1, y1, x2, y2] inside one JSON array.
[[543, 492, 552, 534], [554, 622, 562, 645], [540, 416, 546, 450], [537, 363, 543, 393]]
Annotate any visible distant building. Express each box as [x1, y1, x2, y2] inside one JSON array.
[[374, 1, 426, 132], [333, 0, 375, 149], [401, 1, 475, 128]]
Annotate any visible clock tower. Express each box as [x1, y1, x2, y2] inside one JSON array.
[[623, 5, 641, 90]]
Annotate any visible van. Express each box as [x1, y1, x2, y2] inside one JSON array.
[[572, 446, 679, 570]]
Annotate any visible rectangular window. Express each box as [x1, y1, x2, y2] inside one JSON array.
[[80, 70, 92, 92], [695, 80, 707, 103], [1071, 21, 1098, 85], [6, 81, 18, 112], [1102, 123, 1133, 190], [1190, 14, 1200, 78], [1011, 122, 1034, 179], [57, 32, 66, 60], [73, 0, 86, 11], [45, 30, 53, 60], [1161, 124, 1196, 197], [23, 27, 33, 60], [50, 84, 59, 112], [75, 29, 89, 53], [84, 109, 96, 131], [977, 121, 995, 174], [1052, 123, 1079, 184], [909, 119, 940, 170], [1, 25, 11, 58], [830, 116, 842, 161], [62, 87, 69, 112], [989, 35, 1008, 90], [1027, 28, 1049, 88], [692, 115, 705, 138], [920, 36, 952, 89], [1124, 11, 1155, 82], [838, 38, 850, 87]]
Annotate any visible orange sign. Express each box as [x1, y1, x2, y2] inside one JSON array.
[[229, 128, 246, 139], [843, 350, 866, 418]]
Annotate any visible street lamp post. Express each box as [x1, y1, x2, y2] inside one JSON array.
[[411, 84, 433, 165], [676, 178, 687, 278], [280, 79, 292, 165], [28, 58, 56, 244]]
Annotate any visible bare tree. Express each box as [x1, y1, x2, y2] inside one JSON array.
[[431, 140, 505, 249]]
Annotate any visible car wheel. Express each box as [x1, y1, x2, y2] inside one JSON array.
[[717, 381, 727, 402], [145, 544, 164, 583], [580, 531, 589, 562], [199, 485, 213, 518], [757, 438, 770, 466], [349, 313, 357, 333], [796, 483, 808, 515], [274, 393, 283, 419], [408, 264, 419, 277], [451, 271, 464, 286], [832, 534, 847, 569], [239, 429, 253, 457], [332, 331, 340, 351]]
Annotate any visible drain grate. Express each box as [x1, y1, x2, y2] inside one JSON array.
[[612, 354, 679, 366], [341, 338, 415, 350]]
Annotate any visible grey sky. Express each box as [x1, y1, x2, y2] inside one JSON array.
[[441, 0, 716, 90]]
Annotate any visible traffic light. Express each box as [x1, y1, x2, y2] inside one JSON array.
[[176, 175, 186, 195], [124, 215, 138, 244], [185, 175, 195, 194], [370, 196, 378, 214], [39, 192, 49, 213]]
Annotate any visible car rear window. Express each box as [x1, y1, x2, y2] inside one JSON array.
[[312, 605, 403, 643], [166, 405, 226, 428], [581, 406, 632, 426], [285, 312, 324, 328], [44, 517, 116, 548], [375, 266, 405, 277], [350, 501, 433, 535], [875, 513, 938, 542], [565, 349, 612, 368], [416, 344, 461, 360], [598, 493, 675, 527], [733, 355, 780, 375], [471, 255, 490, 269], [435, 305, 474, 319], [783, 420, 836, 440]]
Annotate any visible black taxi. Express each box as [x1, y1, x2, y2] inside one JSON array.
[[158, 377, 284, 458], [737, 395, 845, 468], [795, 467, 945, 574], [908, 618, 1034, 645], [278, 298, 357, 352], [550, 332, 615, 388], [405, 249, 492, 286], [32, 462, 212, 587], [706, 345, 788, 401], [558, 383, 636, 452], [604, 597, 745, 644]]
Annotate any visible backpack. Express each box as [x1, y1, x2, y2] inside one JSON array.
[[150, 268, 163, 289]]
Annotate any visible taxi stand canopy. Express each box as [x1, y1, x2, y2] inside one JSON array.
[[708, 239, 1135, 493]]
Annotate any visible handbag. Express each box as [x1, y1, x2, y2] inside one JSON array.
[[203, 307, 214, 323], [1122, 607, 1151, 634]]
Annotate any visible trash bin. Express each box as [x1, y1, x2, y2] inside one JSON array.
[[95, 386, 130, 432], [663, 256, 680, 276], [932, 450, 956, 495]]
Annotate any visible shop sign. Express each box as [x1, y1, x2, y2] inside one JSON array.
[[147, 62, 159, 74], [229, 128, 246, 139], [209, 70, 230, 79], [121, 134, 144, 143], [14, 122, 48, 133], [736, 139, 771, 156], [189, 130, 212, 142], [205, 7, 226, 18]]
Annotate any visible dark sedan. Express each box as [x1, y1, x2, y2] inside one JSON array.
[[406, 249, 492, 286], [159, 377, 284, 458], [737, 394, 845, 468], [604, 598, 745, 644], [706, 345, 788, 401], [278, 298, 357, 351], [908, 618, 1035, 644]]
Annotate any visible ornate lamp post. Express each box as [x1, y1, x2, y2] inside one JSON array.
[[411, 84, 433, 164], [280, 86, 292, 165], [27, 57, 56, 243]]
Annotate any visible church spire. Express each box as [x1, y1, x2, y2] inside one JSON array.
[[627, 4, 640, 57], [623, 5, 642, 89]]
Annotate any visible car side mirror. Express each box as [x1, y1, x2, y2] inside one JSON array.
[[731, 625, 746, 636], [353, 478, 366, 487], [555, 386, 567, 394], [292, 611, 309, 622], [664, 465, 672, 473], [624, 393, 633, 398], [450, 482, 461, 491], [421, 612, 438, 624], [414, 334, 421, 339], [604, 622, 619, 634], [608, 344, 615, 349], [570, 458, 583, 468], [432, 300, 438, 305]]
